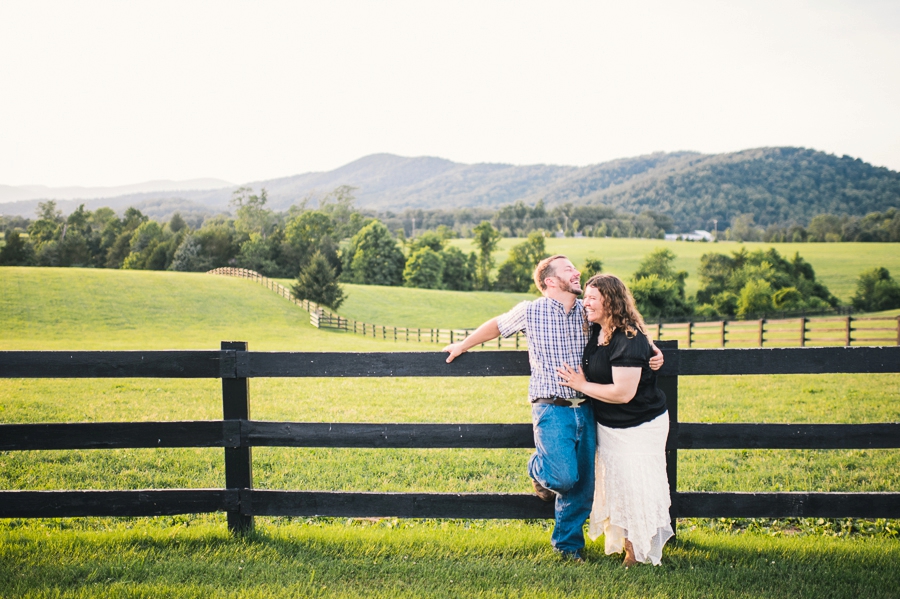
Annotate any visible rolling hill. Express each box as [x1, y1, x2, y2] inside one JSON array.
[[1, 148, 898, 231]]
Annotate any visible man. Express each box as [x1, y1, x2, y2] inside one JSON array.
[[443, 255, 663, 561]]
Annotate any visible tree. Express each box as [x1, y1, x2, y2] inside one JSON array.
[[36, 201, 63, 223], [736, 279, 775, 317], [344, 220, 406, 286], [633, 248, 687, 295], [580, 257, 604, 288], [283, 210, 340, 276], [471, 221, 501, 291], [318, 185, 367, 240], [169, 213, 188, 233], [236, 233, 278, 274], [169, 235, 211, 272], [122, 221, 164, 270], [104, 208, 148, 269], [494, 231, 549, 292], [0, 231, 36, 266], [230, 187, 274, 238], [441, 246, 476, 291], [292, 250, 346, 310], [695, 248, 838, 317], [807, 214, 843, 242], [407, 231, 445, 254], [630, 275, 692, 319], [631, 248, 692, 318], [726, 214, 763, 242], [851, 267, 900, 312], [403, 247, 445, 289]]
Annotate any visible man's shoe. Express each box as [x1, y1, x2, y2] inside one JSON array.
[[531, 479, 555, 502], [555, 549, 585, 563]]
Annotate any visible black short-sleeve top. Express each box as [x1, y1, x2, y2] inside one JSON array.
[[582, 323, 667, 429]]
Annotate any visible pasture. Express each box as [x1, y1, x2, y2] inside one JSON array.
[[448, 237, 900, 303], [0, 267, 898, 598]]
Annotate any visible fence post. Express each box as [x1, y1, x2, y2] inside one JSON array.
[[758, 319, 765, 347], [896, 316, 900, 346], [800, 317, 807, 347], [221, 341, 253, 535], [657, 340, 678, 539], [686, 321, 693, 348], [720, 321, 726, 348], [846, 316, 852, 347]]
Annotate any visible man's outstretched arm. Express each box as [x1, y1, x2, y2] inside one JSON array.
[[442, 318, 502, 363]]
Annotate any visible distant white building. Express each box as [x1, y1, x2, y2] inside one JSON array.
[[664, 230, 714, 242]]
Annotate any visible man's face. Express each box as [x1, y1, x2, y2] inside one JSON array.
[[549, 258, 582, 295]]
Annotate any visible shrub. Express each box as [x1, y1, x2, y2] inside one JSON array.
[[403, 247, 445, 289], [293, 250, 346, 310], [851, 267, 900, 312]]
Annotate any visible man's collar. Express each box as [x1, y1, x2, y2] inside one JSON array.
[[542, 295, 582, 314]]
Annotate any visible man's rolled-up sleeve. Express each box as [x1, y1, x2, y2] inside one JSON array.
[[496, 301, 529, 338]]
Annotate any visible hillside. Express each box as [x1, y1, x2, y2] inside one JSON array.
[[580, 147, 900, 230], [0, 268, 534, 349], [3, 148, 897, 230], [0, 268, 407, 351]]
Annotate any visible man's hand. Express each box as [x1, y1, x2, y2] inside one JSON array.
[[649, 343, 664, 371], [441, 318, 502, 363], [442, 342, 467, 363]]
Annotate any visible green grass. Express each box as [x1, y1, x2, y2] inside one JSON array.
[[301, 282, 536, 329], [0, 267, 897, 597], [448, 238, 900, 302], [1, 519, 898, 599], [0, 267, 419, 351]]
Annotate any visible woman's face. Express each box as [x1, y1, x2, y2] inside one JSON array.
[[583, 285, 607, 324]]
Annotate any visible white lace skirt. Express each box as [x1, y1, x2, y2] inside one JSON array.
[[588, 412, 674, 565]]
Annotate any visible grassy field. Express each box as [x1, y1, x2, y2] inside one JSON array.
[[1, 267, 898, 597], [448, 237, 900, 302], [0, 267, 419, 351], [2, 519, 897, 599], [321, 283, 535, 329]]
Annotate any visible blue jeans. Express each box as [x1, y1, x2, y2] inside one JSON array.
[[527, 403, 597, 553]]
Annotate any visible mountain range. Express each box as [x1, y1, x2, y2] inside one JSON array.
[[2, 147, 898, 230]]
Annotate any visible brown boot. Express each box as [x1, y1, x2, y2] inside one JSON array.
[[623, 539, 638, 567], [531, 479, 555, 502]]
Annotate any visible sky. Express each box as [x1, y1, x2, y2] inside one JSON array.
[[1, 0, 899, 188]]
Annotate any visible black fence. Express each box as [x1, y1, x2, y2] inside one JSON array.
[[1, 342, 898, 535]]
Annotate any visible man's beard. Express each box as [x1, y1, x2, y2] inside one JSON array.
[[557, 277, 582, 296]]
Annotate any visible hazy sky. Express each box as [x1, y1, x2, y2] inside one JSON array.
[[1, 0, 898, 187]]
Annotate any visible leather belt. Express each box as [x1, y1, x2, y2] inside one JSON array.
[[532, 396, 585, 407]]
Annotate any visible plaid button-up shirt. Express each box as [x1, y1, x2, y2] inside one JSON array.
[[496, 296, 588, 402]]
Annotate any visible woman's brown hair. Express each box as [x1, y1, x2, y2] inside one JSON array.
[[584, 273, 648, 344]]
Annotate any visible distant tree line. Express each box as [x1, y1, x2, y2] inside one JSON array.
[[724, 209, 900, 243], [380, 200, 674, 239], [3, 186, 899, 315]]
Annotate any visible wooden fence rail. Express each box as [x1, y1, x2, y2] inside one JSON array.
[[209, 268, 900, 348], [2, 344, 899, 533]]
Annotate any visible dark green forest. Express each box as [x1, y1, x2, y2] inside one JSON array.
[[583, 147, 900, 232]]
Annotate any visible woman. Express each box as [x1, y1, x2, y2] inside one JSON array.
[[557, 273, 673, 566]]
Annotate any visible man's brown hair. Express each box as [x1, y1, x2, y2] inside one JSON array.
[[533, 254, 568, 292]]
